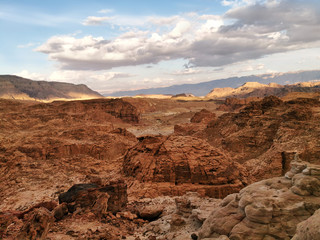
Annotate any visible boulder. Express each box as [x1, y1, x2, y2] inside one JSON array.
[[292, 208, 320, 240], [138, 205, 164, 221], [198, 160, 320, 239]]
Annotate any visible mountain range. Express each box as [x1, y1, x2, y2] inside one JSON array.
[[0, 75, 102, 101], [107, 70, 320, 97]]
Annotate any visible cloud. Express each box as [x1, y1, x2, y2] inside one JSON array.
[[221, 0, 266, 7], [240, 63, 265, 72], [15, 69, 132, 87], [82, 16, 114, 26], [37, 0, 320, 71], [17, 42, 38, 48], [148, 16, 180, 25], [47, 70, 132, 84], [171, 68, 202, 76], [15, 70, 46, 80], [98, 9, 114, 14]]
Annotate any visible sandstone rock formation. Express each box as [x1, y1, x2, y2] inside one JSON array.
[[0, 99, 138, 212], [190, 109, 216, 124], [188, 96, 320, 183], [123, 135, 248, 198], [2, 91, 320, 239], [292, 208, 320, 240], [198, 160, 320, 239], [216, 97, 261, 112], [128, 192, 221, 240], [59, 180, 128, 215]]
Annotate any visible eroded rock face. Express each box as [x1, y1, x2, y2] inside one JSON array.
[[54, 98, 141, 123], [17, 207, 54, 240], [197, 96, 320, 183], [198, 160, 320, 240], [174, 109, 216, 136], [59, 180, 128, 214], [292, 208, 320, 240], [123, 135, 248, 198], [216, 97, 261, 112], [0, 99, 138, 211], [190, 109, 216, 124]]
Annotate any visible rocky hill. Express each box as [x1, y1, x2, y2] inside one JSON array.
[[206, 81, 320, 99], [0, 75, 102, 101]]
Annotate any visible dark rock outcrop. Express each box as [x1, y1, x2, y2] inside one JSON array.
[[59, 180, 128, 214]]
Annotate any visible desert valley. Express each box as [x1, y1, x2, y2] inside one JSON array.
[[2, 0, 320, 239], [1, 74, 320, 239]]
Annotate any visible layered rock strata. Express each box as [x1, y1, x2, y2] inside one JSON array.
[[124, 135, 248, 198]]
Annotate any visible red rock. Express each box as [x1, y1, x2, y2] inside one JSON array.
[[190, 109, 216, 124], [137, 205, 164, 221], [53, 203, 68, 221], [124, 135, 247, 198], [59, 180, 127, 214], [17, 207, 53, 240]]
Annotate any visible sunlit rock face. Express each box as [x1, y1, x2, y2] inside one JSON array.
[[198, 160, 320, 240]]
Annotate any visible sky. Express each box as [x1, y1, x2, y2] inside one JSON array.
[[1, 0, 320, 94]]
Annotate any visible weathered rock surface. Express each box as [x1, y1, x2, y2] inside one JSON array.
[[187, 96, 320, 183], [138, 205, 164, 221], [216, 97, 261, 112], [292, 208, 320, 240], [190, 109, 216, 124], [124, 135, 248, 198], [129, 192, 221, 240], [198, 160, 320, 239], [17, 207, 53, 240], [0, 99, 138, 211], [59, 180, 128, 214], [174, 109, 216, 136]]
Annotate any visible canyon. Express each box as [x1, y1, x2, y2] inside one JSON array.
[[1, 83, 320, 239]]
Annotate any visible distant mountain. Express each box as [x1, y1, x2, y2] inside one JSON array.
[[206, 81, 320, 99], [106, 70, 320, 97], [0, 75, 102, 101]]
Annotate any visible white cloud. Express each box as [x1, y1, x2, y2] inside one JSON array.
[[37, 1, 320, 71], [82, 16, 114, 26], [240, 63, 265, 72], [47, 70, 132, 84], [171, 68, 202, 76], [257, 63, 265, 70], [221, 0, 264, 7], [17, 42, 38, 48], [148, 16, 180, 25], [15, 69, 132, 88], [168, 20, 191, 38], [15, 70, 46, 80], [98, 9, 114, 14]]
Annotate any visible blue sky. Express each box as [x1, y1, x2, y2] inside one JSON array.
[[1, 0, 320, 94]]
